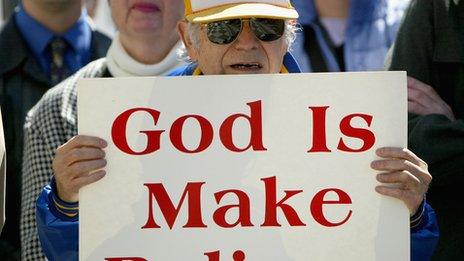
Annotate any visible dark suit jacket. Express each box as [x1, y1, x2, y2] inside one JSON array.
[[386, 0, 464, 259], [0, 16, 111, 259]]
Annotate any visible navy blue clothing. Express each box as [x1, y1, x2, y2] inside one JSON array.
[[15, 6, 92, 77]]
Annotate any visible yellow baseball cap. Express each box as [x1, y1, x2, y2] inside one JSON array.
[[184, 0, 299, 23]]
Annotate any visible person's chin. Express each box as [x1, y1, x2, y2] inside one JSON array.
[[130, 20, 162, 34], [129, 13, 163, 30]]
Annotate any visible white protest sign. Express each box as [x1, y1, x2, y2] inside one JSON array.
[[78, 72, 408, 261], [0, 108, 5, 231]]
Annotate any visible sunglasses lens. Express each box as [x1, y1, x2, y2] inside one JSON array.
[[206, 19, 242, 44], [250, 18, 285, 42]]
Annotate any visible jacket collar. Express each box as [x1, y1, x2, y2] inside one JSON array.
[[434, 0, 464, 63], [0, 17, 49, 84]]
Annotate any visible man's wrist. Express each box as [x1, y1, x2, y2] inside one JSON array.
[[410, 198, 425, 230], [50, 178, 79, 221]]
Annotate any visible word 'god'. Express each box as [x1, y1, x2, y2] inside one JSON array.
[[110, 101, 376, 155]]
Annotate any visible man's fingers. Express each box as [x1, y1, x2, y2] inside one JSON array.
[[375, 186, 422, 215], [374, 147, 426, 168], [376, 171, 420, 185], [371, 158, 431, 185], [408, 101, 428, 115], [408, 77, 432, 94], [371, 158, 416, 173], [407, 77, 441, 101], [68, 159, 107, 178], [407, 76, 420, 89], [72, 170, 107, 190], [373, 148, 432, 188], [408, 87, 446, 114], [375, 186, 406, 200], [408, 87, 436, 107], [63, 147, 106, 166], [407, 77, 455, 121], [56, 135, 107, 154]]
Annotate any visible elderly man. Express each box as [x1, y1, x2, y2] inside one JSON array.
[[35, 0, 438, 260]]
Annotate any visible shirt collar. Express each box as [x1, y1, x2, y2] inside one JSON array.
[[14, 5, 91, 56], [15, 5, 54, 58], [62, 9, 92, 55]]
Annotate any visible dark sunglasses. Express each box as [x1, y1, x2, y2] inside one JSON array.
[[205, 18, 285, 45]]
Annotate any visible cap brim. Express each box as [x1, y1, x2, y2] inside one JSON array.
[[186, 3, 299, 23]]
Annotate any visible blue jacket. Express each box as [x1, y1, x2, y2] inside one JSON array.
[[36, 54, 438, 261], [291, 0, 410, 72]]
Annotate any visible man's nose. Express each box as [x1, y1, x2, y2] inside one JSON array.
[[234, 22, 259, 50]]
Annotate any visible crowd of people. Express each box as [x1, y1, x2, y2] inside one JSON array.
[[0, 0, 462, 260]]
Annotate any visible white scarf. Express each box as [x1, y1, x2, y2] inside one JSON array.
[[106, 33, 184, 77]]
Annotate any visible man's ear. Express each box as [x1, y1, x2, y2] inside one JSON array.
[[177, 21, 199, 61]]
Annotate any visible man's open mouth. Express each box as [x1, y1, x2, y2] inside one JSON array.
[[230, 63, 263, 70]]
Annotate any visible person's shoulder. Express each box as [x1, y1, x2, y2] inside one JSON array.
[[167, 64, 196, 76], [391, 0, 440, 33], [0, 17, 29, 74], [90, 29, 112, 50], [25, 58, 108, 132], [31, 57, 107, 108], [86, 16, 112, 57], [401, 0, 435, 18]]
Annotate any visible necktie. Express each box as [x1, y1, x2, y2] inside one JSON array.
[[49, 37, 69, 85]]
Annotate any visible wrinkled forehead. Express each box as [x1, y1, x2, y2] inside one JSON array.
[[188, 0, 291, 12]]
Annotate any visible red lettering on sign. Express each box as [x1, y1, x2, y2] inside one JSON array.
[[105, 257, 148, 261], [307, 107, 375, 153], [170, 115, 213, 153], [261, 176, 306, 227], [142, 182, 207, 229], [219, 100, 267, 152], [213, 190, 254, 228], [307, 106, 331, 153], [310, 188, 353, 227], [337, 114, 375, 152], [112, 108, 164, 155]]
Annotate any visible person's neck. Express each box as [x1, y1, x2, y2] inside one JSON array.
[[315, 0, 350, 19], [119, 33, 179, 64], [22, 0, 83, 34]]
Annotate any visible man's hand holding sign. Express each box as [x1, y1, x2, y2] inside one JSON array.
[[372, 147, 431, 216], [53, 136, 108, 203]]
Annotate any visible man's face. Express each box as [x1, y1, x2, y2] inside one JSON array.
[[180, 20, 288, 75], [110, 0, 183, 38]]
